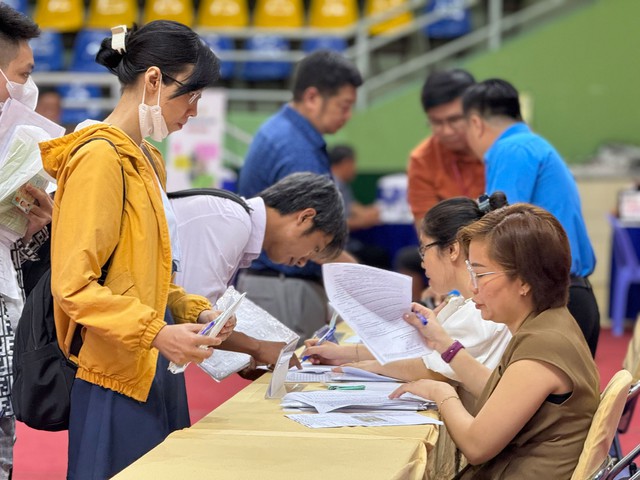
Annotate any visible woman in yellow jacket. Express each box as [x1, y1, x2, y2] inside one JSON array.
[[40, 21, 226, 479]]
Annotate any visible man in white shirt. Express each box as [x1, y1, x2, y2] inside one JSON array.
[[172, 172, 347, 366]]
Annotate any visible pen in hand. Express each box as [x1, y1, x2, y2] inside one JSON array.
[[301, 326, 336, 362], [413, 310, 428, 326]]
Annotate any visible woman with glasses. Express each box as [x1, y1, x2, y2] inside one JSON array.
[[40, 21, 231, 479], [303, 193, 512, 405], [390, 204, 599, 479]]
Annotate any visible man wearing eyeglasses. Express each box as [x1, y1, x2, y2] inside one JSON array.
[[399, 69, 485, 302]]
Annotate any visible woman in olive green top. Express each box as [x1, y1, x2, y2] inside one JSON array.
[[390, 204, 599, 479]]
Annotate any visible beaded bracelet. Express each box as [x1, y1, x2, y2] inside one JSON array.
[[439, 395, 460, 410]]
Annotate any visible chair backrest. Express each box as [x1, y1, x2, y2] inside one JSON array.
[[3, 0, 28, 14], [608, 214, 640, 271], [197, 0, 249, 28], [143, 0, 194, 26], [365, 0, 413, 35], [302, 36, 348, 53], [87, 0, 138, 29], [424, 0, 472, 39], [240, 35, 292, 81], [30, 30, 65, 72], [70, 29, 110, 72], [308, 0, 358, 29], [200, 34, 235, 80], [571, 369, 633, 480], [58, 83, 104, 127], [253, 0, 304, 28], [33, 0, 84, 32]]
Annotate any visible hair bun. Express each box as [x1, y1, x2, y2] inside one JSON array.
[[96, 37, 124, 70], [489, 191, 509, 210]]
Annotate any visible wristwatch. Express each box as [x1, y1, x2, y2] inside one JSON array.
[[441, 340, 465, 364]]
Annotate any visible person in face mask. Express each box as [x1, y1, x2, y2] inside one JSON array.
[[39, 21, 222, 479], [0, 5, 54, 479]]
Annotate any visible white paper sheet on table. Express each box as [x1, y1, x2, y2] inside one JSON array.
[[281, 390, 435, 414], [322, 263, 432, 364], [285, 411, 442, 428], [285, 364, 398, 383]]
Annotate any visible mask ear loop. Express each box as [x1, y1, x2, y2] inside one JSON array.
[[155, 75, 162, 107]]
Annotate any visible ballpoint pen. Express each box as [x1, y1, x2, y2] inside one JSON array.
[[328, 385, 366, 390], [301, 310, 339, 361]]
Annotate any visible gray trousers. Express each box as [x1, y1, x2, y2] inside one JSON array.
[[0, 416, 14, 480], [236, 273, 329, 343]]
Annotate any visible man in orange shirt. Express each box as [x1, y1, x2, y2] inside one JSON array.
[[399, 69, 485, 301]]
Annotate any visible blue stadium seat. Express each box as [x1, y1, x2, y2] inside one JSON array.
[[70, 29, 110, 72], [424, 0, 472, 39], [302, 36, 348, 53], [240, 35, 292, 82], [58, 84, 104, 127], [3, 0, 28, 14], [30, 30, 65, 72], [200, 34, 235, 80]]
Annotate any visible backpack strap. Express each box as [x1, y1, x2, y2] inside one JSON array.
[[68, 137, 126, 358], [167, 188, 253, 215]]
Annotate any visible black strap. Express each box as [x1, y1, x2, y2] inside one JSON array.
[[167, 188, 252, 215], [69, 137, 126, 357]]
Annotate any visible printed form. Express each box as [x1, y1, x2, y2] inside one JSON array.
[[322, 263, 432, 364]]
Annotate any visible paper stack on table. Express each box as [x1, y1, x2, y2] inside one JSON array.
[[285, 364, 399, 384], [286, 411, 442, 429], [281, 390, 435, 414]]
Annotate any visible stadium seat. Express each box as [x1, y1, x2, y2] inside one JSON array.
[[3, 0, 28, 14], [30, 30, 65, 72], [308, 0, 358, 28], [33, 0, 84, 32], [58, 83, 104, 127], [200, 34, 235, 80], [143, 0, 194, 27], [424, 0, 472, 39], [197, 0, 249, 28], [253, 0, 304, 28], [365, 0, 413, 35], [70, 29, 110, 72], [87, 0, 138, 29], [302, 36, 348, 53], [240, 35, 292, 81]]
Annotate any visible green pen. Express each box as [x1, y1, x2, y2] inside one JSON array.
[[328, 385, 366, 390]]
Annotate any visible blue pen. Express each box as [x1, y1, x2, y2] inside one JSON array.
[[301, 325, 336, 362], [414, 312, 428, 326]]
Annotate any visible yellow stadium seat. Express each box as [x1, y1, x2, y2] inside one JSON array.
[[33, 0, 84, 32], [253, 0, 303, 28], [197, 0, 249, 28], [365, 0, 413, 35], [87, 0, 138, 29], [143, 0, 194, 26], [308, 0, 358, 29]]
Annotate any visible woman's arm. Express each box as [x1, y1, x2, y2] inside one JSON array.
[[340, 357, 448, 382], [391, 359, 572, 464]]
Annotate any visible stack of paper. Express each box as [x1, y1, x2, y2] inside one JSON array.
[[285, 365, 399, 384], [281, 390, 435, 414], [286, 412, 442, 429]]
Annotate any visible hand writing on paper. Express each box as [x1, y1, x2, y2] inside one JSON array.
[[152, 323, 221, 365], [404, 302, 453, 352], [20, 186, 53, 243], [301, 340, 354, 366]]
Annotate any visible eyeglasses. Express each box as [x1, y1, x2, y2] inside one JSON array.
[[418, 241, 440, 259], [465, 260, 508, 289], [427, 114, 466, 131], [162, 71, 202, 105]]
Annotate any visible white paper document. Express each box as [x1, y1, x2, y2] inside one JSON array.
[[322, 263, 432, 364], [265, 341, 299, 399], [285, 364, 398, 383], [281, 390, 435, 414], [285, 411, 442, 429]]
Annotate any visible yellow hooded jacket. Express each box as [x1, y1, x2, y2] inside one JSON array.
[[41, 123, 211, 402]]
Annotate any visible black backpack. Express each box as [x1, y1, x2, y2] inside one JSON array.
[[12, 138, 123, 431], [166, 187, 252, 214]]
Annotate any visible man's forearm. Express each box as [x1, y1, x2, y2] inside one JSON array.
[[218, 330, 261, 356]]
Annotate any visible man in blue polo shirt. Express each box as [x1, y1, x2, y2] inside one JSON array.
[[462, 78, 599, 356], [237, 50, 363, 341]]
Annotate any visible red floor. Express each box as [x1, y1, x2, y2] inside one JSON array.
[[12, 328, 640, 479]]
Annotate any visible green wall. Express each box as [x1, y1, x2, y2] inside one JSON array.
[[228, 0, 640, 177]]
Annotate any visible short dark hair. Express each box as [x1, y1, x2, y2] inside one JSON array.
[[462, 78, 523, 121], [292, 50, 363, 102], [328, 144, 355, 167], [260, 172, 348, 259], [458, 203, 571, 314], [96, 21, 220, 98], [0, 3, 40, 68], [422, 192, 508, 248], [420, 69, 475, 111]]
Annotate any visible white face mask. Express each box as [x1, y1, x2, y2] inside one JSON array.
[[0, 69, 38, 111], [139, 79, 169, 142]]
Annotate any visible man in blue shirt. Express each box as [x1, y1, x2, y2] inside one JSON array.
[[237, 50, 362, 341], [462, 78, 599, 356]]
